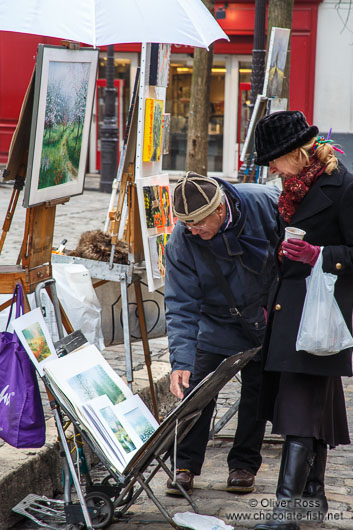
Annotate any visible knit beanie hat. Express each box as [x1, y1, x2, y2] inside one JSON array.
[[173, 171, 222, 223], [254, 110, 319, 166]]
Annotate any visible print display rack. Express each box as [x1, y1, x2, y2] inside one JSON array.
[[102, 43, 174, 293], [14, 341, 258, 530]]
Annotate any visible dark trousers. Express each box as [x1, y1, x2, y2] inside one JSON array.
[[175, 349, 266, 476]]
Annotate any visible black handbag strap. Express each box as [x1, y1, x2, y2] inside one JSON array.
[[199, 246, 262, 346]]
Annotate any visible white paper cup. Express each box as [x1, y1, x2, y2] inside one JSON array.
[[284, 227, 306, 241]]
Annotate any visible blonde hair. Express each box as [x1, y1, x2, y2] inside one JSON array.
[[286, 137, 338, 175]]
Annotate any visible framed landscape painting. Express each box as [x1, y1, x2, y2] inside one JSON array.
[[23, 44, 98, 207]]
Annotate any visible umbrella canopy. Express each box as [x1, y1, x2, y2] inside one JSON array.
[[0, 0, 228, 48]]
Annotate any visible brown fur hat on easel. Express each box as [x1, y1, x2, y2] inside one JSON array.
[[68, 230, 129, 264]]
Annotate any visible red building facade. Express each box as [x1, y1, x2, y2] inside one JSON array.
[[0, 0, 322, 176]]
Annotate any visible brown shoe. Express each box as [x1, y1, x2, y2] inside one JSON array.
[[226, 468, 255, 493], [165, 469, 194, 495]]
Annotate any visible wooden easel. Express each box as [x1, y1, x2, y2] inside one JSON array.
[[0, 49, 74, 327], [0, 193, 74, 334]]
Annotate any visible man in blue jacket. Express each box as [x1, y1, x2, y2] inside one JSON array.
[[165, 171, 280, 495]]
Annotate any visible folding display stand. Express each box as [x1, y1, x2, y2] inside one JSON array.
[[13, 340, 259, 530]]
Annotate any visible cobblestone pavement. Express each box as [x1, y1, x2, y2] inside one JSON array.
[[0, 175, 107, 265]]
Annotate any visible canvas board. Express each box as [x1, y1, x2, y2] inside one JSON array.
[[142, 98, 164, 162], [263, 27, 291, 98], [240, 94, 268, 162], [148, 43, 171, 87], [162, 113, 171, 155], [136, 173, 174, 289], [23, 44, 98, 207]]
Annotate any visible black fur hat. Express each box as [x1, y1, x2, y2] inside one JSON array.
[[254, 110, 319, 166]]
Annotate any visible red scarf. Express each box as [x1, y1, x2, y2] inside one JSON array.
[[278, 158, 325, 223]]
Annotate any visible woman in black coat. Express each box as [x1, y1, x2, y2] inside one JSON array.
[[253, 111, 353, 530]]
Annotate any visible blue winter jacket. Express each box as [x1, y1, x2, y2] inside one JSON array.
[[165, 180, 280, 372]]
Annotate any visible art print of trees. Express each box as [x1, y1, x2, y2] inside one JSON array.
[[124, 407, 156, 443], [68, 365, 127, 405], [39, 60, 90, 190]]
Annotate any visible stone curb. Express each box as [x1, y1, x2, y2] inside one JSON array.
[[0, 362, 174, 530]]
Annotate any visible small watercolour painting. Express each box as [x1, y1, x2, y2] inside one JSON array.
[[116, 395, 159, 445], [82, 394, 143, 461], [100, 405, 136, 454], [159, 185, 172, 227], [148, 233, 170, 279], [12, 307, 58, 376], [143, 185, 163, 229], [162, 113, 171, 155], [22, 322, 52, 362], [124, 406, 156, 443], [157, 44, 171, 87], [68, 364, 127, 405], [142, 98, 164, 162], [143, 184, 173, 233]]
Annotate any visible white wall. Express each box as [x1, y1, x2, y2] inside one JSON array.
[[314, 0, 353, 133]]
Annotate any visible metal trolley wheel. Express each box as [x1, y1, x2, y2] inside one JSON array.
[[101, 474, 134, 506], [84, 491, 114, 529]]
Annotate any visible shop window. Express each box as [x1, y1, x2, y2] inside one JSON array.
[[162, 58, 225, 173], [238, 61, 252, 168], [96, 54, 131, 170]]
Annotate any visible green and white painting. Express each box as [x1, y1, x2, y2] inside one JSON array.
[[39, 61, 90, 189], [24, 45, 98, 207], [68, 364, 127, 405]]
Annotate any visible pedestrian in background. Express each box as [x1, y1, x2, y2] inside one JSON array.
[[253, 110, 353, 530], [164, 172, 280, 495]]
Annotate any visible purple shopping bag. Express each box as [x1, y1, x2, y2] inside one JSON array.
[[0, 284, 45, 448]]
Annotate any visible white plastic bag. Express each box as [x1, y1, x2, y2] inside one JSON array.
[[173, 512, 234, 530], [296, 248, 353, 355], [53, 264, 105, 350]]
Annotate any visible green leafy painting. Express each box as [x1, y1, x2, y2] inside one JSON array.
[[39, 61, 90, 189]]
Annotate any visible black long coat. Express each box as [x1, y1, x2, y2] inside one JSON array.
[[263, 162, 353, 378]]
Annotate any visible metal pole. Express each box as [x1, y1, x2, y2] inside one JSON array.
[[53, 408, 93, 530], [249, 0, 267, 111], [120, 272, 133, 389], [100, 44, 118, 193]]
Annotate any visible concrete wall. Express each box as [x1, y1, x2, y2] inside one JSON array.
[[314, 1, 353, 166]]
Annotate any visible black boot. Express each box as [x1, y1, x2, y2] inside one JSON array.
[[254, 440, 314, 530], [302, 442, 328, 521]]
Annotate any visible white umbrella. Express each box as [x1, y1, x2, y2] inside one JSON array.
[[0, 0, 228, 48]]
